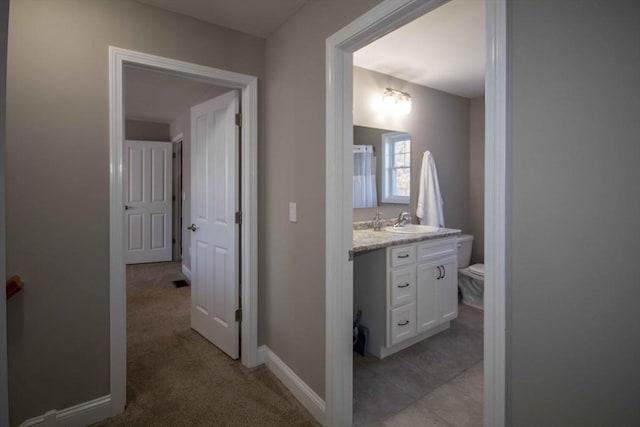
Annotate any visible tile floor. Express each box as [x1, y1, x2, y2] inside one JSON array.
[[353, 303, 484, 427]]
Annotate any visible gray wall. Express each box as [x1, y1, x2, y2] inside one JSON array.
[[1, 0, 9, 424], [469, 96, 484, 264], [264, 0, 381, 398], [508, 0, 640, 425], [353, 66, 470, 232], [5, 1, 264, 424], [125, 120, 170, 141]]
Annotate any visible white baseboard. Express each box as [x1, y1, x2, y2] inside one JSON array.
[[263, 347, 325, 426], [20, 395, 112, 427], [181, 264, 191, 282], [257, 345, 267, 365]]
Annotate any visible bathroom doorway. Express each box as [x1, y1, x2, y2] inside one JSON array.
[[350, 0, 485, 424], [325, 0, 507, 425], [109, 48, 260, 414]]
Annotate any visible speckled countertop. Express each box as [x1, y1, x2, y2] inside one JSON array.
[[353, 227, 461, 253]]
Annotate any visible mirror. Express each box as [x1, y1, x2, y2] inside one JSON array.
[[353, 126, 411, 208]]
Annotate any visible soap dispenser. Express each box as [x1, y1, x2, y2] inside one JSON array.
[[373, 210, 382, 231]]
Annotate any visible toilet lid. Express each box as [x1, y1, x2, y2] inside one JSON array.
[[469, 263, 484, 276]]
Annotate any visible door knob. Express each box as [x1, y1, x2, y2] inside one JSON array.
[[125, 205, 132, 210], [187, 224, 198, 232]]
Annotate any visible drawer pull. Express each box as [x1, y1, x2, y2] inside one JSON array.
[[397, 320, 409, 326], [398, 283, 410, 288], [442, 265, 446, 278], [436, 266, 442, 280], [397, 254, 410, 259]]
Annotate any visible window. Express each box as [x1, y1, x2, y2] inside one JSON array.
[[381, 132, 411, 204]]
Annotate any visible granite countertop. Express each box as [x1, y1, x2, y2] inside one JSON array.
[[353, 227, 461, 253]]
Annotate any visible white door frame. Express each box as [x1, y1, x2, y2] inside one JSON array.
[[108, 47, 259, 416], [325, 0, 507, 426]]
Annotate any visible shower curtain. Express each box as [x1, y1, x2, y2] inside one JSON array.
[[353, 145, 378, 208]]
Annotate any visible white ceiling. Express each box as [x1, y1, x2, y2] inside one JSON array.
[[134, 0, 308, 38], [354, 0, 486, 99], [124, 67, 229, 123]]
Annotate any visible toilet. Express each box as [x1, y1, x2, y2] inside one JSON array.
[[456, 234, 485, 310]]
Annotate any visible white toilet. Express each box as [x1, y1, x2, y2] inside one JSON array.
[[457, 234, 485, 310]]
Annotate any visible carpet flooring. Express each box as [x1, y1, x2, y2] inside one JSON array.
[[92, 262, 318, 427]]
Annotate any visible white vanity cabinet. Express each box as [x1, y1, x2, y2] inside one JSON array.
[[354, 236, 458, 358]]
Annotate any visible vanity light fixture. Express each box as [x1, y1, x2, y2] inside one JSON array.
[[382, 88, 412, 115]]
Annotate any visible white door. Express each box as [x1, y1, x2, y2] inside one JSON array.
[[189, 91, 240, 359], [124, 140, 173, 264]]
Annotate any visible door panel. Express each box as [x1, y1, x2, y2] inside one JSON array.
[[190, 91, 240, 360], [437, 257, 458, 323], [417, 261, 438, 333], [124, 140, 173, 264]]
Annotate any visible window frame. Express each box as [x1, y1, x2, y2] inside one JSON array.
[[381, 132, 411, 204]]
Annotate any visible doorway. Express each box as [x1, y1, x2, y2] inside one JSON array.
[[108, 47, 259, 416], [325, 0, 507, 426]]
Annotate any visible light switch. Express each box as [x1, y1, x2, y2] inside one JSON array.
[[289, 202, 297, 223]]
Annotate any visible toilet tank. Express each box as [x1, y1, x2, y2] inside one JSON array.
[[457, 234, 474, 268]]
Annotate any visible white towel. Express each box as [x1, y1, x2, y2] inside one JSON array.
[[416, 150, 445, 227]]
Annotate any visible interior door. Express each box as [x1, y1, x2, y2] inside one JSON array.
[[189, 91, 240, 359], [124, 140, 173, 264]]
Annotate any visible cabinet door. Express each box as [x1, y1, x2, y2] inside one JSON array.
[[417, 261, 439, 333], [437, 257, 458, 323]]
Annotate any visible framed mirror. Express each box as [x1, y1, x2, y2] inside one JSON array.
[[353, 125, 411, 208]]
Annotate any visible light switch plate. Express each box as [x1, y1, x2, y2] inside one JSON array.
[[289, 202, 297, 223]]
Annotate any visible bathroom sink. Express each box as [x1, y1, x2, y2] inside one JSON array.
[[385, 224, 441, 234]]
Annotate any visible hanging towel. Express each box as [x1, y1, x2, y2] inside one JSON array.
[[416, 150, 445, 227]]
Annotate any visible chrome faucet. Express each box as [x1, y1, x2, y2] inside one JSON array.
[[393, 212, 412, 227]]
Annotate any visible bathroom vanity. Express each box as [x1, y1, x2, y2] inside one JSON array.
[[353, 226, 461, 358]]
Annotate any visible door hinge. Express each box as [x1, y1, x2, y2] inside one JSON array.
[[235, 113, 242, 127], [348, 250, 354, 262], [235, 211, 242, 225], [235, 309, 242, 322]]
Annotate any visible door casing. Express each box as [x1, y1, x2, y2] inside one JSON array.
[[325, 0, 508, 426], [108, 47, 259, 416]]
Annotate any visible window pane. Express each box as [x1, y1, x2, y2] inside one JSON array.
[[393, 168, 410, 197], [394, 152, 410, 168]]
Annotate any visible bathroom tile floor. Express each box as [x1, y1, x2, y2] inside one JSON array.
[[354, 303, 484, 427]]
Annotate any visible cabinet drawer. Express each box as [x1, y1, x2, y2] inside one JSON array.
[[389, 303, 417, 345], [417, 238, 456, 263], [389, 244, 415, 268], [390, 267, 416, 308]]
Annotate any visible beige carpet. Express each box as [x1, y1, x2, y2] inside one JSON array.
[[92, 262, 318, 427]]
